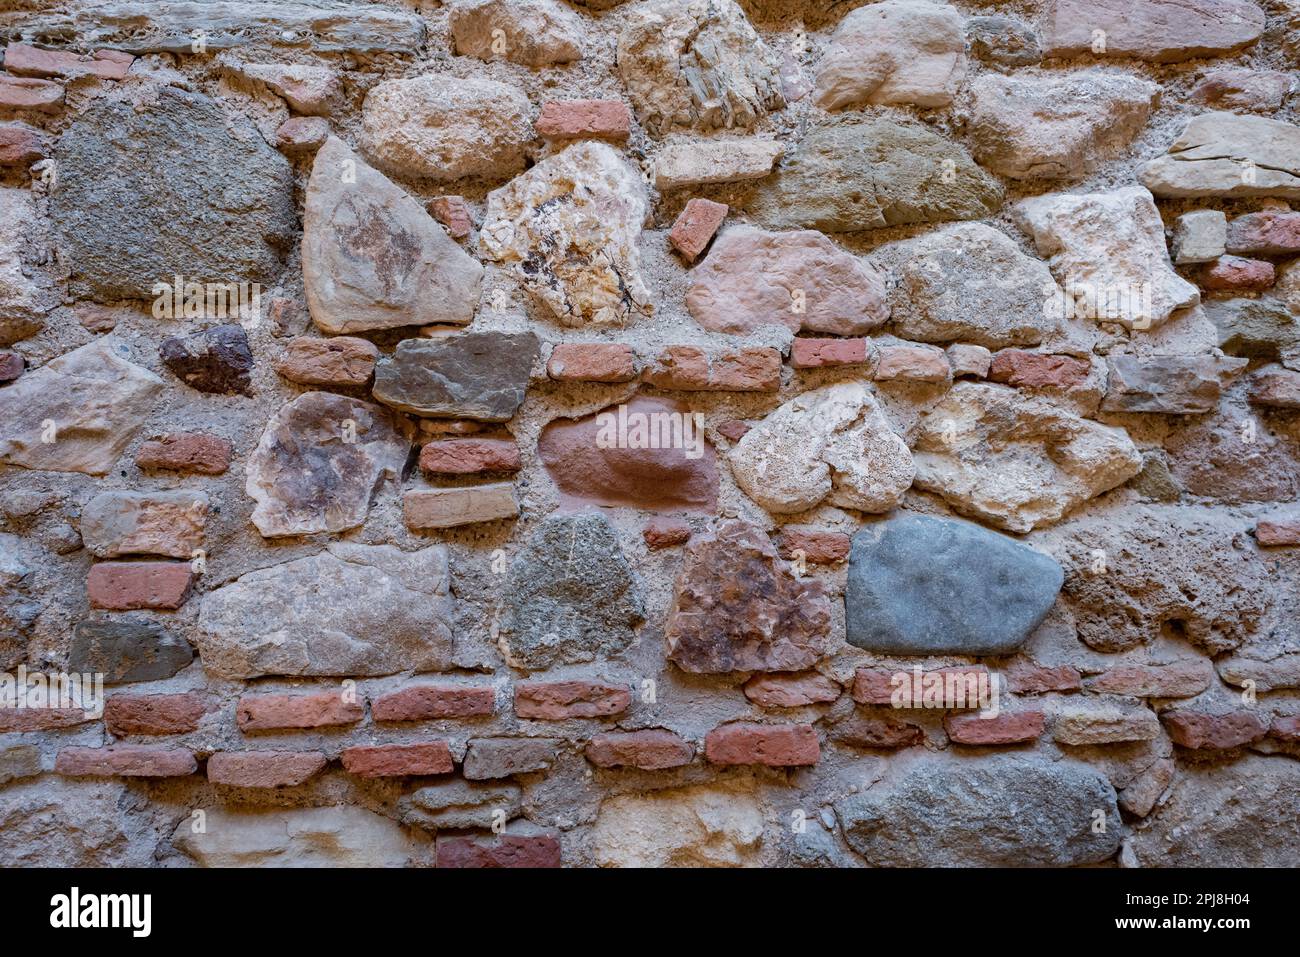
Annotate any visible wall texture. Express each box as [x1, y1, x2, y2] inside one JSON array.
[[0, 0, 1299, 868]]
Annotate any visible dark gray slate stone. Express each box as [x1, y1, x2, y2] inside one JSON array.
[[372, 332, 539, 421], [845, 513, 1062, 655], [69, 618, 194, 684], [499, 513, 644, 669], [51, 87, 296, 300], [160, 323, 255, 395], [1101, 354, 1247, 414], [1207, 298, 1300, 360], [836, 755, 1120, 866]]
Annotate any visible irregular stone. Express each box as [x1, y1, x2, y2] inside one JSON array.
[[846, 513, 1063, 655], [402, 779, 522, 830], [777, 529, 851, 565], [429, 196, 472, 240], [360, 75, 531, 181], [450, 0, 584, 66], [966, 15, 1041, 67], [50, 87, 295, 300], [0, 744, 40, 785], [104, 692, 209, 735], [837, 755, 1119, 866], [1129, 449, 1182, 503], [303, 137, 483, 334], [1051, 703, 1162, 745], [237, 691, 364, 731], [989, 350, 1091, 390], [813, 0, 966, 110], [0, 188, 48, 345], [87, 562, 193, 611], [1200, 256, 1274, 292], [729, 382, 913, 514], [372, 332, 538, 421], [1171, 209, 1227, 264], [69, 618, 194, 684], [1015, 187, 1199, 330], [174, 806, 421, 867], [945, 711, 1045, 746], [81, 490, 207, 559], [585, 730, 694, 770], [55, 746, 196, 778], [135, 432, 231, 475], [373, 685, 496, 721], [546, 343, 638, 383], [515, 681, 630, 720], [536, 100, 630, 142], [644, 344, 781, 391], [1118, 758, 1175, 817], [968, 70, 1156, 181], [0, 351, 24, 382], [500, 513, 644, 669], [197, 542, 455, 679], [1192, 69, 1290, 112], [1041, 0, 1265, 62], [1003, 661, 1082, 694], [538, 395, 718, 512], [665, 521, 832, 673], [1226, 211, 1300, 256], [886, 223, 1060, 348], [4, 43, 131, 80], [218, 57, 338, 114], [159, 323, 254, 395], [1139, 113, 1300, 199], [1101, 354, 1247, 414], [749, 119, 1002, 233], [1206, 298, 1299, 360], [874, 344, 951, 383], [790, 338, 872, 369], [1256, 515, 1300, 545], [275, 116, 328, 156], [0, 76, 63, 113], [743, 673, 840, 708], [593, 780, 764, 867], [654, 138, 782, 190], [0, 534, 40, 651], [403, 484, 520, 530], [686, 225, 888, 336], [419, 437, 520, 475], [207, 751, 326, 788], [1163, 710, 1267, 750], [616, 0, 784, 136], [705, 722, 818, 767], [341, 742, 453, 778], [1086, 660, 1214, 698], [481, 142, 651, 326], [0, 123, 47, 166], [913, 382, 1142, 532], [437, 833, 561, 868], [274, 336, 378, 387], [245, 392, 406, 538], [947, 343, 992, 378], [668, 198, 727, 261], [463, 738, 560, 780], [643, 517, 691, 549]]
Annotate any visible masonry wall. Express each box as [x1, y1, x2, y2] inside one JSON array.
[[0, 0, 1298, 868]]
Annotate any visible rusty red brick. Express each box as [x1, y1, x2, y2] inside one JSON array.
[[643, 517, 691, 549], [372, 685, 496, 721], [55, 746, 196, 778], [535, 99, 630, 141], [105, 692, 209, 735], [340, 742, 454, 778], [704, 722, 820, 766], [669, 198, 728, 261], [944, 710, 1045, 745], [419, 437, 521, 475], [437, 834, 561, 868], [515, 681, 630, 720], [236, 691, 365, 731], [1163, 711, 1268, 750], [777, 528, 850, 564], [135, 433, 232, 475], [546, 343, 638, 383], [207, 751, 326, 787], [790, 337, 870, 369], [87, 562, 194, 610]]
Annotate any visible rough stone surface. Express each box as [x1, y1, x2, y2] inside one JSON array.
[[81, 490, 208, 559], [0, 188, 49, 345], [1139, 113, 1300, 199], [275, 336, 378, 387], [402, 779, 522, 830], [515, 681, 630, 720], [1172, 209, 1227, 264], [463, 738, 560, 780], [1041, 0, 1265, 62], [967, 15, 1041, 67], [174, 806, 420, 868], [585, 730, 694, 770], [1192, 69, 1290, 112], [450, 0, 584, 67], [743, 672, 841, 708], [372, 333, 538, 421], [403, 484, 519, 529], [159, 324, 254, 395], [135, 433, 231, 475], [69, 618, 194, 684], [669, 198, 728, 262], [1101, 355, 1247, 414], [654, 138, 782, 190], [593, 780, 764, 867]]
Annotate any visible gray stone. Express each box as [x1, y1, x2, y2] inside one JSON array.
[[463, 738, 560, 780], [845, 513, 1063, 656], [402, 779, 522, 830], [159, 323, 255, 395], [748, 119, 1002, 233], [50, 87, 296, 300], [966, 16, 1041, 67], [1171, 210, 1227, 264], [499, 513, 644, 670], [1206, 298, 1299, 360], [1101, 355, 1248, 414], [197, 543, 456, 679], [0, 534, 41, 662], [69, 618, 195, 684], [0, 187, 49, 345], [372, 332, 539, 421], [450, 0, 585, 66], [836, 755, 1120, 866], [1139, 112, 1300, 199], [0, 745, 40, 786], [1041, 0, 1265, 63], [174, 806, 424, 867]]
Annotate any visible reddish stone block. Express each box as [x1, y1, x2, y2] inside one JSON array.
[[0, 75, 64, 112], [643, 517, 691, 549], [1226, 210, 1300, 255], [0, 351, 24, 382], [535, 99, 630, 141], [830, 713, 924, 749], [790, 337, 870, 369], [373, 685, 496, 722], [644, 345, 710, 389], [0, 122, 46, 166], [104, 692, 209, 735], [669, 198, 728, 261], [989, 350, 1091, 389], [87, 562, 194, 611], [3, 44, 132, 80], [874, 344, 950, 383], [55, 745, 196, 778], [341, 742, 454, 778], [437, 834, 561, 868], [1163, 710, 1268, 750], [515, 681, 630, 720], [546, 343, 638, 383], [852, 666, 991, 707], [1257, 517, 1300, 546], [944, 710, 1045, 745], [430, 195, 473, 239], [135, 433, 232, 475], [716, 419, 751, 443], [274, 336, 378, 386], [275, 116, 329, 155], [1200, 255, 1275, 292], [1003, 660, 1082, 694], [1085, 660, 1213, 698], [711, 347, 782, 391], [777, 528, 850, 564], [584, 729, 695, 770], [419, 437, 521, 475], [743, 672, 841, 708], [0, 707, 92, 732], [1270, 715, 1300, 743], [207, 750, 327, 787], [236, 691, 365, 731], [704, 722, 820, 766]]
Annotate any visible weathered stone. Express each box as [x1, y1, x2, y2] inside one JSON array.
[[968, 70, 1156, 181], [70, 618, 194, 684], [1101, 354, 1247, 414], [668, 198, 727, 261], [1256, 515, 1300, 545], [777, 529, 851, 565], [749, 119, 1002, 232], [0, 351, 25, 382], [643, 517, 691, 549], [500, 513, 644, 670], [105, 692, 208, 735], [644, 345, 781, 392], [705, 722, 818, 767], [429, 196, 473, 240], [0, 188, 48, 345], [237, 691, 364, 731], [5, 43, 131, 80], [1119, 758, 1175, 817], [437, 832, 561, 868], [372, 333, 538, 421], [1139, 113, 1300, 199], [653, 138, 782, 190], [989, 350, 1091, 391], [538, 396, 718, 513], [846, 513, 1063, 656], [743, 672, 840, 708], [419, 437, 520, 476], [303, 137, 483, 334], [360, 75, 531, 181], [1015, 187, 1199, 330], [1086, 660, 1214, 698], [1201, 256, 1274, 292], [813, 0, 966, 111], [88, 562, 193, 611], [546, 343, 638, 383], [730, 382, 913, 514], [687, 225, 888, 336], [885, 223, 1061, 348], [790, 338, 871, 369], [402, 779, 522, 830], [873, 344, 951, 383], [536, 100, 630, 142], [174, 806, 421, 868], [275, 116, 329, 156], [197, 543, 455, 679], [585, 730, 694, 770], [0, 76, 63, 113], [81, 490, 207, 560], [50, 87, 295, 300], [1171, 209, 1227, 264], [1192, 69, 1290, 113], [55, 746, 196, 778], [1051, 702, 1162, 745], [245, 392, 406, 538], [159, 324, 254, 395], [481, 142, 651, 326], [0, 534, 41, 650], [463, 738, 560, 780], [0, 123, 46, 166], [665, 521, 832, 673], [341, 742, 453, 778], [403, 484, 519, 530], [913, 382, 1142, 533], [208, 751, 325, 787], [135, 433, 231, 475], [947, 344, 992, 379], [1226, 211, 1300, 256], [218, 57, 338, 114], [616, 0, 784, 136], [1041, 0, 1265, 62], [450, 0, 584, 66], [830, 711, 924, 750], [274, 336, 378, 387], [515, 681, 630, 720], [0, 744, 39, 786], [966, 16, 1041, 67], [945, 711, 1045, 746], [1206, 298, 1299, 360], [1164, 710, 1268, 750], [593, 780, 764, 867]]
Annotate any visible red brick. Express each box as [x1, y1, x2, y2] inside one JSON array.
[[236, 691, 364, 731], [704, 722, 819, 766], [341, 742, 453, 778], [546, 343, 638, 383], [1163, 710, 1268, 750], [1085, 660, 1213, 698], [989, 350, 1091, 389], [274, 335, 378, 387], [1226, 210, 1300, 255], [0, 75, 63, 112], [207, 750, 326, 787], [429, 195, 473, 239], [584, 729, 694, 769], [643, 517, 691, 549], [874, 344, 950, 383], [0, 122, 46, 166], [852, 666, 990, 707], [777, 528, 850, 564], [669, 198, 728, 261], [1003, 660, 1082, 694], [104, 692, 209, 735], [1200, 255, 1275, 292], [87, 562, 194, 610], [535, 99, 630, 141], [743, 672, 841, 708], [0, 351, 23, 382], [419, 437, 520, 475], [716, 419, 751, 443], [1270, 715, 1300, 743], [55, 745, 196, 778], [515, 681, 630, 720], [135, 432, 231, 475], [1256, 517, 1300, 546], [645, 345, 780, 392], [372, 685, 495, 721], [790, 337, 870, 369], [275, 116, 329, 155], [3, 43, 132, 80], [437, 834, 561, 868], [944, 710, 1044, 745], [0, 707, 92, 732]]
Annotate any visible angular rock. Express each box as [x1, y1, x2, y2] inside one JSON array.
[[1226, 211, 1300, 256], [643, 517, 691, 549], [159, 323, 254, 395], [174, 806, 420, 868], [81, 490, 207, 559], [1171, 209, 1227, 264], [372, 333, 538, 421], [70, 618, 194, 684], [197, 543, 455, 679], [450, 0, 584, 66], [1139, 113, 1300, 199], [593, 780, 764, 867], [245, 392, 406, 538], [218, 58, 338, 114], [665, 521, 833, 673], [1192, 69, 1290, 113], [584, 730, 694, 770], [947, 344, 992, 379], [1200, 255, 1274, 292], [403, 484, 519, 530], [402, 779, 522, 830], [966, 15, 1041, 67], [0, 188, 49, 345], [1256, 515, 1300, 545], [1206, 298, 1299, 360], [846, 513, 1063, 656], [481, 142, 651, 326], [303, 137, 484, 334], [0, 744, 40, 786], [1101, 354, 1247, 414], [730, 382, 914, 515], [653, 138, 782, 190], [274, 336, 378, 387], [5, 44, 126, 80], [874, 344, 950, 383], [0, 123, 47, 167], [275, 116, 329, 156], [668, 198, 728, 261], [1041, 0, 1265, 62], [0, 76, 63, 113], [463, 738, 560, 780], [0, 534, 41, 651]]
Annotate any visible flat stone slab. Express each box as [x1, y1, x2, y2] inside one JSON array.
[[372, 332, 539, 421]]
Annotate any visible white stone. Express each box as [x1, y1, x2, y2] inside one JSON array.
[[174, 806, 426, 867], [0, 188, 48, 345], [1171, 210, 1227, 264], [593, 780, 765, 867], [450, 0, 585, 66], [1139, 112, 1300, 199], [653, 138, 783, 190]]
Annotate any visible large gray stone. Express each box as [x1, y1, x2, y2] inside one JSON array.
[[173, 806, 424, 867], [50, 86, 296, 300], [0, 187, 49, 345], [1041, 0, 1265, 63], [1101, 355, 1248, 414], [69, 618, 195, 684], [0, 534, 41, 664], [845, 513, 1063, 655], [1206, 298, 1299, 361], [372, 332, 539, 421], [836, 754, 1120, 866], [499, 513, 644, 670]]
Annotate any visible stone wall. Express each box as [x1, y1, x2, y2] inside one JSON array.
[[0, 0, 1298, 868]]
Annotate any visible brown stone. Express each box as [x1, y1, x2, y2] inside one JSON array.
[[0, 122, 46, 166], [643, 517, 691, 549], [669, 198, 728, 262], [3, 44, 132, 80], [1163, 710, 1268, 750], [644, 345, 781, 392], [1003, 661, 1082, 694], [419, 437, 521, 476], [0, 708, 92, 732], [1248, 368, 1300, 409], [546, 343, 638, 383], [1200, 256, 1275, 292], [0, 351, 23, 382], [55, 746, 196, 778], [1226, 211, 1300, 255], [777, 529, 850, 565], [437, 834, 561, 868], [1270, 715, 1300, 743], [514, 681, 630, 720], [207, 751, 327, 787], [373, 685, 496, 721], [274, 336, 379, 387], [716, 420, 751, 443], [403, 484, 519, 529], [704, 722, 820, 767], [275, 116, 329, 155], [1192, 69, 1290, 113], [104, 692, 209, 736], [989, 350, 1091, 389], [135, 433, 232, 475], [1085, 660, 1214, 698], [341, 742, 454, 778], [743, 672, 841, 708], [584, 730, 695, 770], [874, 344, 950, 383], [535, 99, 630, 141], [945, 711, 1045, 745], [81, 490, 207, 560], [463, 738, 560, 780], [790, 337, 870, 369], [1257, 517, 1300, 546], [429, 195, 473, 239], [829, 712, 924, 749], [666, 522, 833, 674], [0, 75, 64, 113], [87, 562, 194, 611], [236, 691, 365, 731]]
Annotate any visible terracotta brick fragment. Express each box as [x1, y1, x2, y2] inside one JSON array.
[[430, 195, 473, 239], [535, 99, 630, 141], [437, 834, 561, 868], [643, 517, 691, 549], [87, 562, 194, 610], [515, 681, 630, 720], [207, 751, 327, 788], [743, 672, 841, 708], [373, 686, 496, 722], [777, 529, 850, 564], [135, 433, 231, 475], [56, 746, 196, 778], [546, 343, 638, 382], [669, 198, 728, 261], [1163, 711, 1267, 750], [584, 730, 694, 769], [105, 692, 209, 735], [341, 742, 454, 777], [704, 722, 820, 766], [237, 691, 365, 731], [419, 437, 521, 475], [945, 710, 1045, 745]]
